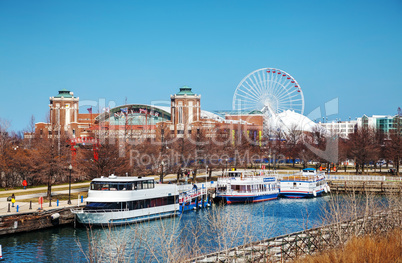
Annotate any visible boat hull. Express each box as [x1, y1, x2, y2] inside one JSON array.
[[279, 189, 325, 198], [216, 193, 279, 204], [73, 204, 179, 226]]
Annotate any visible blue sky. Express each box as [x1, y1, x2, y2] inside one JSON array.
[[1, 0, 401, 132]]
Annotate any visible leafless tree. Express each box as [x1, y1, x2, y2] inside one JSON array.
[[77, 139, 131, 179], [285, 125, 303, 167], [385, 134, 402, 176], [348, 127, 379, 174]]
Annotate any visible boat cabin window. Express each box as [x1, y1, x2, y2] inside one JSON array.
[[85, 195, 178, 211], [228, 172, 242, 177], [91, 180, 155, 191]]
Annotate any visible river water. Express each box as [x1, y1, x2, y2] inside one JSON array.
[[0, 195, 388, 262]]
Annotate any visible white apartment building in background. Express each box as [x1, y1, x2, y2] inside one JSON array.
[[319, 120, 357, 139], [319, 114, 402, 139]]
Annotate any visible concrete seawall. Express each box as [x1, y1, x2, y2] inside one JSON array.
[[0, 207, 75, 236], [328, 180, 402, 194]]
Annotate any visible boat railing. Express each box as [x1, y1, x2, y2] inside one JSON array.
[[217, 175, 273, 183], [280, 175, 318, 182], [179, 186, 207, 204], [71, 208, 129, 214]]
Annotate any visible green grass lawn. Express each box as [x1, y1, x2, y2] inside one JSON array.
[[0, 184, 89, 198], [18, 192, 89, 202]]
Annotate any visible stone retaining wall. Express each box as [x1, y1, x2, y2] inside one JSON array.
[[0, 208, 75, 236]]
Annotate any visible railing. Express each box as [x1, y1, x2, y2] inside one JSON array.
[[179, 186, 207, 204], [280, 175, 321, 182], [71, 208, 128, 214], [189, 209, 402, 262], [327, 174, 387, 181]]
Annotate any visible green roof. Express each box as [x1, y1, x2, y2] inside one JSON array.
[[54, 89, 73, 98], [214, 110, 264, 116], [176, 86, 195, 95]]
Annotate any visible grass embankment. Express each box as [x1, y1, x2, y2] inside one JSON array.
[[18, 192, 89, 202], [295, 228, 402, 263], [0, 184, 89, 198]]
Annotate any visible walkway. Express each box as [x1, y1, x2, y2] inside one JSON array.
[[0, 183, 90, 216]]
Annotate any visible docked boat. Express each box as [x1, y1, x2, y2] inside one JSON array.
[[71, 175, 179, 226], [215, 171, 279, 204], [279, 168, 330, 198]]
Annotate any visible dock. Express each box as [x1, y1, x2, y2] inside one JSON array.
[[0, 183, 88, 236], [0, 207, 76, 236], [326, 174, 402, 194]]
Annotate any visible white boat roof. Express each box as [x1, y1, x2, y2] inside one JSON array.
[[91, 175, 154, 182]]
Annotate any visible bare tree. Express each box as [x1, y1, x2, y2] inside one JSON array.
[[77, 139, 131, 179], [386, 134, 402, 176], [348, 127, 379, 174], [285, 125, 303, 167]]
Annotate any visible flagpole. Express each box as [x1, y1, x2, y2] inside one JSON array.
[[90, 106, 92, 128]]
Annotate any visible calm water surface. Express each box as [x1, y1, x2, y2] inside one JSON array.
[[0, 195, 385, 262]]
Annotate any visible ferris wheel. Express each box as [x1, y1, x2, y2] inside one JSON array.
[[232, 68, 304, 117], [233, 68, 305, 136]]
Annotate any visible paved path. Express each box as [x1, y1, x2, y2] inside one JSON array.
[[0, 182, 90, 196], [0, 183, 90, 216]]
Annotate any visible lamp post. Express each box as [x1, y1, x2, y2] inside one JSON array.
[[268, 155, 271, 171], [225, 158, 228, 173], [68, 164, 72, 205], [160, 161, 164, 184]]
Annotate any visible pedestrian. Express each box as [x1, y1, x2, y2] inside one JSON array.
[[22, 179, 27, 190], [11, 193, 15, 207]]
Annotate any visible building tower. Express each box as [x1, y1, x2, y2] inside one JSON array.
[[170, 86, 201, 137], [49, 89, 79, 137]]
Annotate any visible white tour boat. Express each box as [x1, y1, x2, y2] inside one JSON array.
[[279, 168, 330, 198], [71, 175, 179, 226], [216, 170, 279, 204]]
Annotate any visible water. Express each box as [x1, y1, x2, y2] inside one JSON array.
[[0, 195, 387, 262]]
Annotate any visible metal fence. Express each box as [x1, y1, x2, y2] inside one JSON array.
[[188, 209, 402, 263], [327, 174, 402, 182], [327, 174, 386, 181]]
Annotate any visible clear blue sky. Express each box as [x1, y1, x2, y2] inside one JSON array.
[[1, 0, 401, 132]]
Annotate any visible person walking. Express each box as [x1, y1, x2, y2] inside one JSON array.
[[22, 179, 27, 190], [11, 193, 15, 207]]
